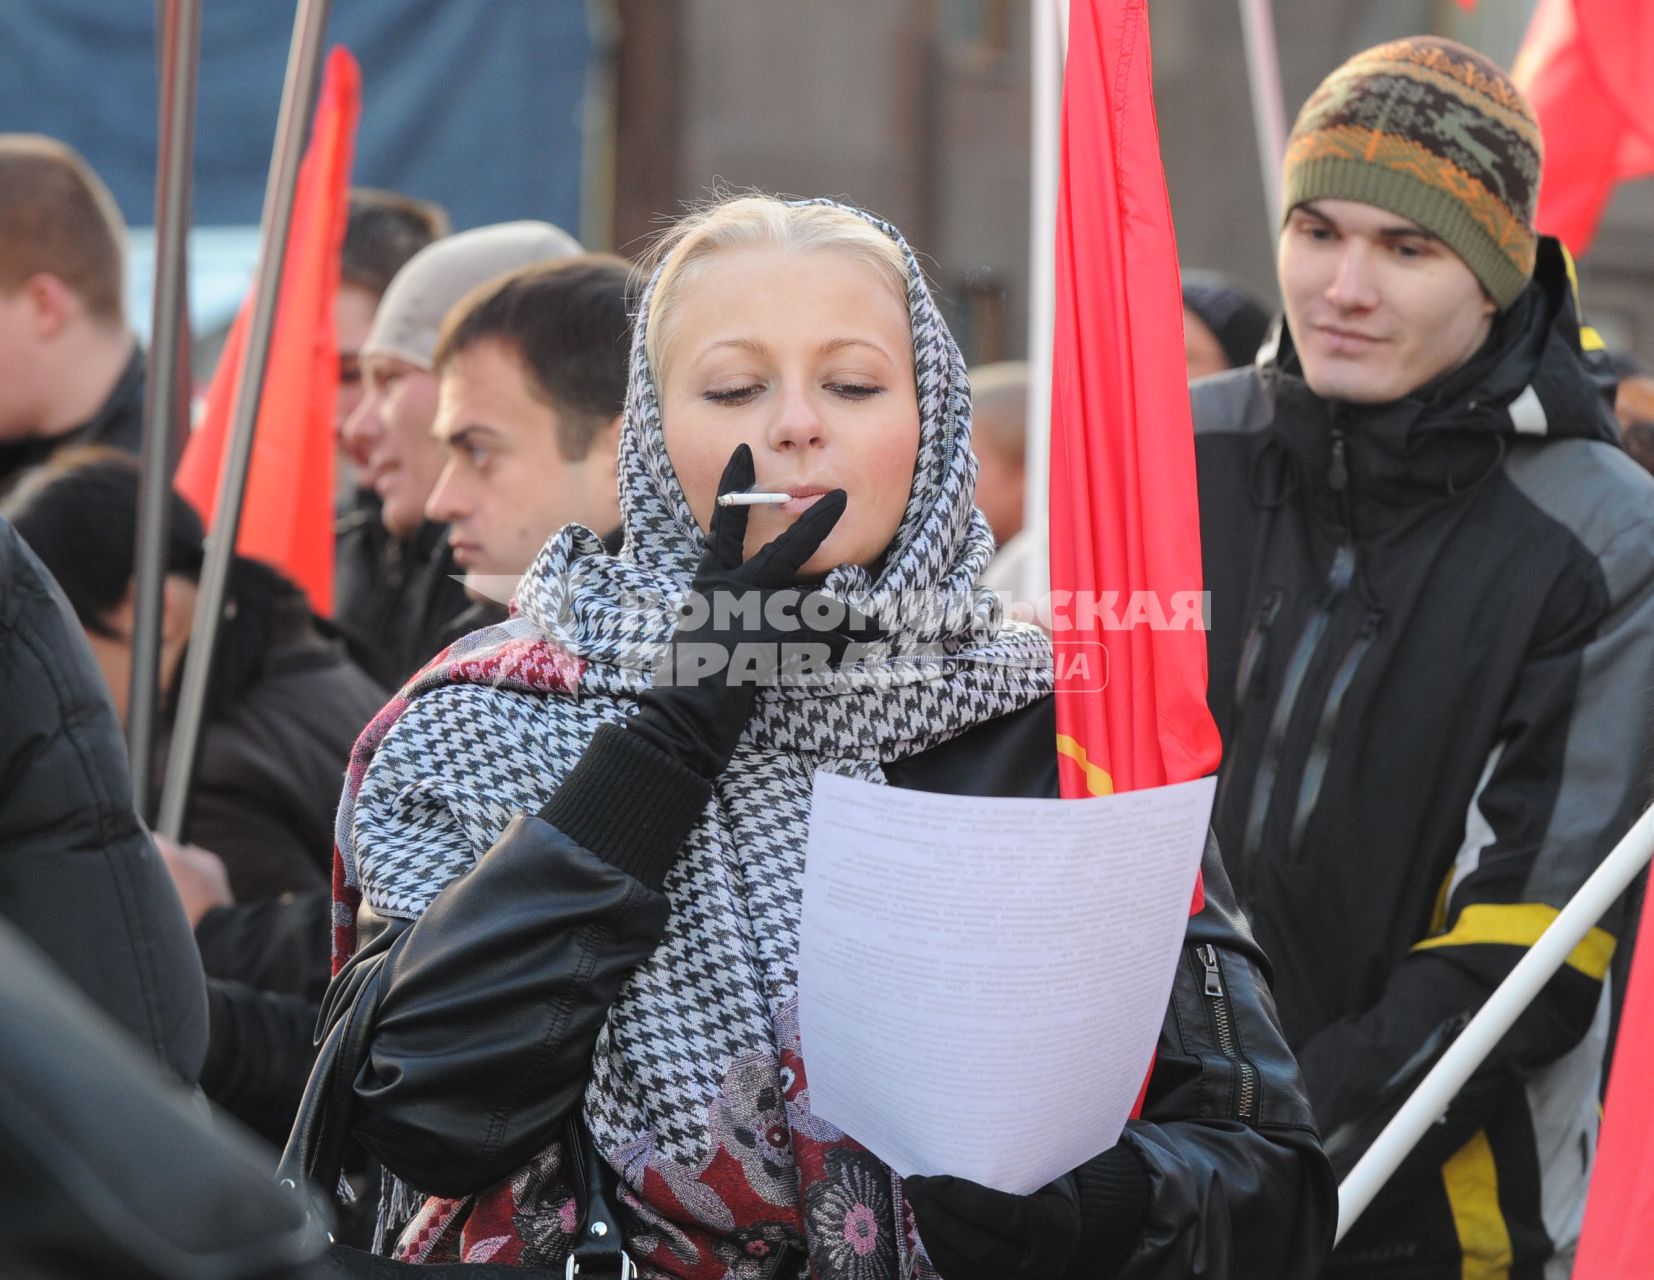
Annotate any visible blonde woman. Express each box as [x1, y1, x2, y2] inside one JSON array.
[[321, 197, 1334, 1278]]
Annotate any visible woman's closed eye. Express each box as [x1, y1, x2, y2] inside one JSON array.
[[828, 382, 884, 401], [703, 384, 763, 406]]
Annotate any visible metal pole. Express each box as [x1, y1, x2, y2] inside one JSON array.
[[1237, 0, 1287, 235], [129, 0, 202, 814], [1336, 802, 1654, 1243], [1025, 0, 1064, 587], [157, 0, 332, 838]]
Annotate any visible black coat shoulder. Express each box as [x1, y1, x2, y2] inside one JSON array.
[[0, 517, 207, 1082]]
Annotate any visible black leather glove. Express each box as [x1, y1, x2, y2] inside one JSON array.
[[905, 1172, 1082, 1280], [627, 443, 848, 779]]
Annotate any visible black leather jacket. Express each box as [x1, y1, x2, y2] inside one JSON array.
[[327, 698, 1335, 1277]]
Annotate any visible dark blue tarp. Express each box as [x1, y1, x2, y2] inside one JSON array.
[[0, 0, 590, 233]]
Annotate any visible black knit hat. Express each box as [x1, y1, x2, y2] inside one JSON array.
[[1181, 270, 1272, 370]]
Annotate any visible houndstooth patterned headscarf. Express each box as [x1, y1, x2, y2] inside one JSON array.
[[344, 199, 1052, 1278]]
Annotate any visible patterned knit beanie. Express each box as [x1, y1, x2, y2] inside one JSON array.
[[1282, 36, 1542, 310]]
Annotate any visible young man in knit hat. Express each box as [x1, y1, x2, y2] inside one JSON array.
[[1193, 37, 1654, 1277], [335, 219, 582, 686]]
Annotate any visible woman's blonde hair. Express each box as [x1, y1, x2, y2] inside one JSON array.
[[643, 195, 913, 379]]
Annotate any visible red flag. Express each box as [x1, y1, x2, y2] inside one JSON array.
[[1048, 0, 1222, 805], [1574, 890, 1654, 1274], [176, 47, 361, 616], [1513, 0, 1654, 255]]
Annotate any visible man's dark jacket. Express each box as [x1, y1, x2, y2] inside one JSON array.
[[319, 699, 1337, 1277], [334, 498, 472, 689], [178, 595, 388, 901], [1194, 239, 1654, 1277], [0, 344, 145, 494], [0, 515, 207, 1083]]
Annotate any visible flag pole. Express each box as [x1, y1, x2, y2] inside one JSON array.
[[1237, 0, 1287, 234], [156, 0, 333, 839], [129, 0, 201, 815], [1336, 802, 1654, 1243], [1025, 0, 1065, 585]]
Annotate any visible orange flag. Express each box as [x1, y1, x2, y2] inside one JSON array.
[[176, 47, 361, 616], [1048, 0, 1222, 805], [1513, 0, 1654, 255]]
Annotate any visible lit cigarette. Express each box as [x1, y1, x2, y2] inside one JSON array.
[[716, 490, 791, 506]]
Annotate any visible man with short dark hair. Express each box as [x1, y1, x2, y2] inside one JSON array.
[[0, 135, 142, 491], [1195, 38, 1654, 1277], [426, 255, 632, 629]]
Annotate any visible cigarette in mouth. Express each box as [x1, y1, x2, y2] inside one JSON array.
[[716, 490, 792, 506]]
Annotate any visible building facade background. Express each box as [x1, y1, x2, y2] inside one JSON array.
[[608, 0, 1654, 371]]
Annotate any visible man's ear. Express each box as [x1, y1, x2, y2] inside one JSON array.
[[23, 272, 78, 339], [595, 414, 622, 470]]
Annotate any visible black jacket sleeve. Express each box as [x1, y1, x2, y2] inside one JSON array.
[[343, 724, 704, 1194], [200, 979, 321, 1147], [195, 889, 333, 1001], [0, 518, 207, 1084]]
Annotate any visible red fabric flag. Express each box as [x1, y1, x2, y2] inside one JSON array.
[[1048, 0, 1222, 806], [1513, 0, 1654, 255], [1574, 886, 1654, 1275], [176, 47, 361, 616]]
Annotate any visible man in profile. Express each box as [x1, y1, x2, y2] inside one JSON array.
[[334, 219, 581, 684], [334, 187, 449, 490], [425, 255, 632, 636]]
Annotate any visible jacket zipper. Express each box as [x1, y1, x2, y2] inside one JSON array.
[[1213, 588, 1285, 842], [1286, 610, 1382, 857], [1237, 542, 1355, 869], [1233, 588, 1284, 706], [1194, 943, 1257, 1122], [1236, 424, 1358, 872]]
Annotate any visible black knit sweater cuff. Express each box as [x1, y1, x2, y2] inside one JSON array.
[[1070, 1143, 1153, 1279], [537, 723, 712, 891]]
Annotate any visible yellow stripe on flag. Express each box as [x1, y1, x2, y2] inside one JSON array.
[[1055, 734, 1115, 796], [1412, 903, 1616, 979], [1442, 1130, 1514, 1280]]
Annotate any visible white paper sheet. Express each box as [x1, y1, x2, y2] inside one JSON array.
[[796, 770, 1217, 1195]]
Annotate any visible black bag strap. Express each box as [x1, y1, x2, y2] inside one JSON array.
[[563, 1113, 636, 1279]]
